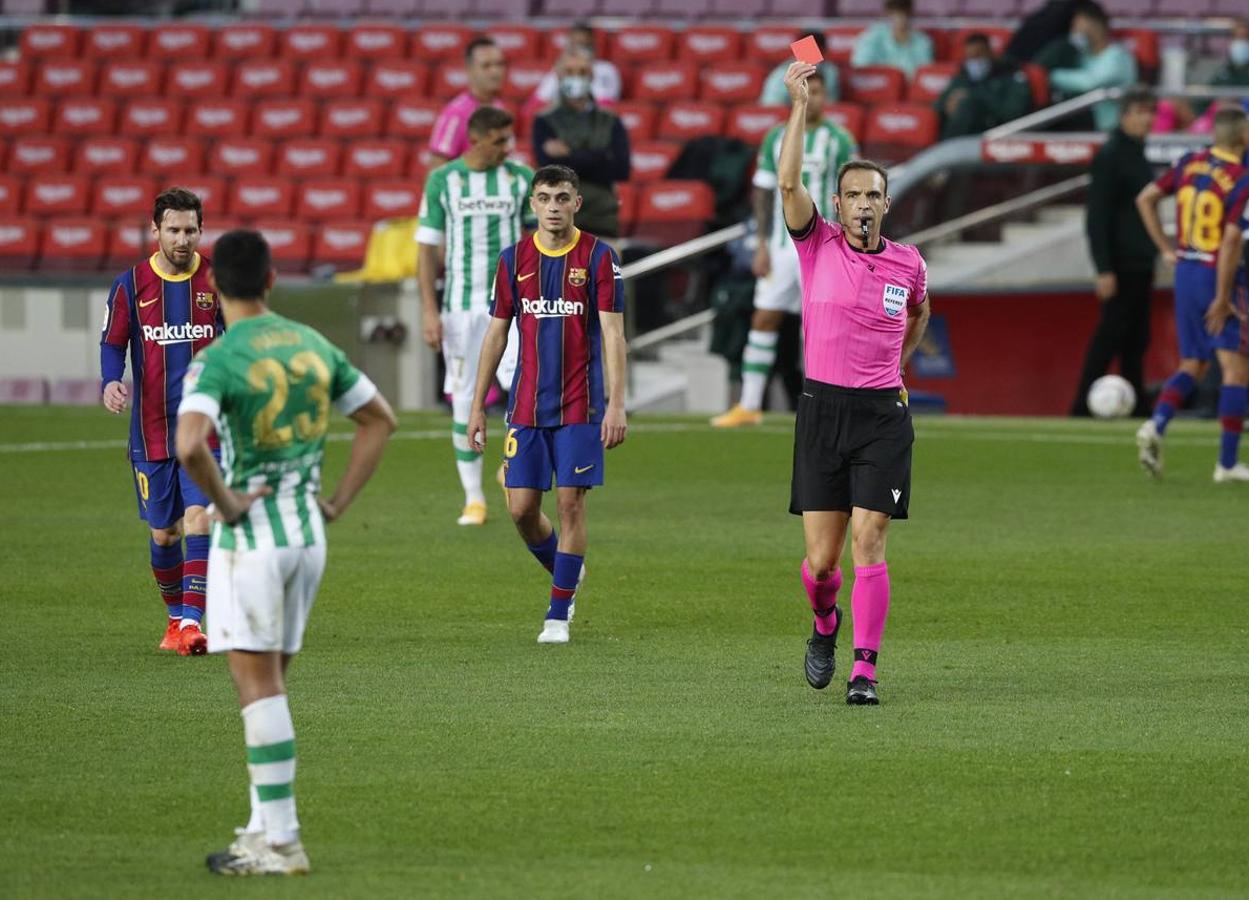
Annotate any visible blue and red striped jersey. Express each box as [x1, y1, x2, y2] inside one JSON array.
[[100, 252, 222, 461], [1154, 147, 1249, 267], [490, 229, 624, 427]]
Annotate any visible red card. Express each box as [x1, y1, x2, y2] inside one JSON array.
[[790, 35, 823, 64]]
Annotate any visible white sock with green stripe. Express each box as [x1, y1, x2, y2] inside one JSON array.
[[453, 421, 485, 505], [740, 329, 779, 412], [242, 695, 300, 847]]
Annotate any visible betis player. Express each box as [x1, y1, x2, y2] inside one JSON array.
[[418, 106, 532, 526], [1135, 106, 1249, 481], [712, 69, 857, 428], [100, 187, 222, 655], [467, 164, 627, 644], [176, 230, 397, 876]]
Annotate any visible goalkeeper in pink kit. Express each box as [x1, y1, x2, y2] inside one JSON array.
[[778, 61, 931, 705]]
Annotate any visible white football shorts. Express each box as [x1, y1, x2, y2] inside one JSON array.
[[206, 545, 327, 655]]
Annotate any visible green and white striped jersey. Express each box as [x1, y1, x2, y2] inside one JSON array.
[[417, 158, 534, 313], [753, 119, 858, 253], [178, 312, 377, 552]]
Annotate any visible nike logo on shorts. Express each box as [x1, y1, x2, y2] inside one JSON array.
[[574, 465, 595, 474]]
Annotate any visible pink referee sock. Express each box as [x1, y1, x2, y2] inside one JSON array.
[[851, 562, 890, 682], [801, 559, 842, 635]]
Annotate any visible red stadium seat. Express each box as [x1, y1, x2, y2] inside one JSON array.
[[24, 176, 91, 216], [0, 61, 31, 95], [489, 25, 542, 60], [100, 61, 163, 96], [346, 25, 409, 60], [142, 138, 206, 176], [213, 24, 277, 60], [301, 61, 363, 99], [40, 219, 107, 270], [233, 61, 298, 99], [408, 156, 428, 183], [148, 25, 212, 61], [0, 176, 18, 217], [503, 63, 548, 102], [677, 27, 742, 64], [863, 103, 939, 163], [121, 99, 183, 138], [909, 63, 959, 103], [949, 27, 1012, 60], [342, 140, 407, 178], [657, 102, 725, 142], [9, 137, 70, 174], [699, 64, 766, 104], [927, 29, 953, 62], [0, 99, 49, 137], [93, 176, 159, 217], [386, 99, 442, 140], [615, 101, 658, 141], [230, 178, 296, 218], [725, 104, 786, 145], [615, 182, 637, 235], [35, 60, 96, 97], [610, 27, 675, 65], [0, 219, 40, 270], [74, 138, 139, 176], [0, 139, 6, 170], [411, 24, 473, 62], [368, 62, 430, 98], [184, 100, 247, 137], [431, 63, 469, 100], [824, 27, 863, 65], [279, 25, 343, 60], [169, 176, 226, 215], [313, 221, 371, 267], [629, 140, 682, 183], [1021, 63, 1049, 109], [253, 221, 312, 271], [197, 218, 245, 256], [545, 27, 608, 62], [745, 28, 797, 65], [108, 220, 157, 268], [83, 25, 146, 59], [824, 102, 866, 142], [635, 179, 716, 244], [844, 67, 906, 104], [320, 100, 385, 139], [210, 139, 273, 177], [165, 61, 229, 97], [275, 139, 343, 177], [295, 180, 361, 221], [252, 100, 318, 139], [632, 62, 698, 103], [362, 181, 422, 219], [1114, 29, 1159, 71], [53, 98, 116, 137], [19, 25, 81, 60]]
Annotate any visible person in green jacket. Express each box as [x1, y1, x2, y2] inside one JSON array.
[[936, 33, 1034, 139], [1036, 2, 1137, 131], [851, 0, 934, 79]]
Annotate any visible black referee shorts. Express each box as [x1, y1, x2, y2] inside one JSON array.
[[789, 378, 914, 520]]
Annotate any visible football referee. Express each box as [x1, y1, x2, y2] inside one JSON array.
[[778, 61, 931, 705]]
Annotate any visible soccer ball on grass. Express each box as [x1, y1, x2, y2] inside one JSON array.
[[1087, 374, 1136, 419]]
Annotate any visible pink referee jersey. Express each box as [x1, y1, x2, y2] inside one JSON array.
[[428, 91, 506, 160], [791, 213, 928, 389]]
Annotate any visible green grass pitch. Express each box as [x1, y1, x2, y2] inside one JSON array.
[[1, 407, 1247, 899]]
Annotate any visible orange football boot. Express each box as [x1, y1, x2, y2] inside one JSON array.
[[177, 623, 208, 657]]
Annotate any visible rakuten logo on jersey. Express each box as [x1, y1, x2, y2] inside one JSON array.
[[521, 297, 585, 318], [142, 323, 215, 346]]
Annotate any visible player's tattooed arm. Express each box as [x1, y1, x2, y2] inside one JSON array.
[[468, 316, 511, 453], [175, 412, 270, 524], [600, 310, 628, 449]]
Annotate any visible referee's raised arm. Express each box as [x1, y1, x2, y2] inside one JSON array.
[[778, 62, 818, 235]]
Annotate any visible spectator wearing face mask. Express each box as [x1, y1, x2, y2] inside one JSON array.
[[532, 46, 631, 238], [851, 0, 934, 79], [936, 33, 1033, 139], [1037, 1, 1137, 131], [528, 22, 622, 115]]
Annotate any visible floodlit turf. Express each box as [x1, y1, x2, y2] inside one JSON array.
[[1, 407, 1247, 899]]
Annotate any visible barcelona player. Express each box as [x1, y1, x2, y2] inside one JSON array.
[[1136, 107, 1249, 481], [100, 188, 223, 654], [466, 164, 628, 644]]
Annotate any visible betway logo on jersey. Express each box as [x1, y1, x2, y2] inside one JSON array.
[[522, 297, 585, 318], [455, 197, 516, 217], [142, 323, 215, 346]]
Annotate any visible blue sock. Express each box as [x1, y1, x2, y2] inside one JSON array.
[[150, 540, 183, 620], [1152, 371, 1197, 435], [1217, 385, 1247, 469], [546, 551, 583, 621], [180, 535, 210, 624], [527, 530, 558, 574]]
